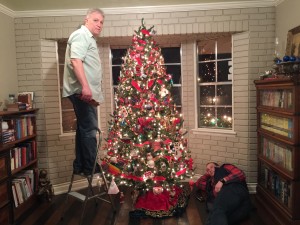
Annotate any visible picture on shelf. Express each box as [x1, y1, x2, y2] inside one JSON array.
[[17, 92, 34, 109]]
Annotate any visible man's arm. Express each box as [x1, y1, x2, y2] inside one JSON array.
[[223, 164, 246, 183], [194, 173, 210, 191], [71, 58, 92, 101], [214, 164, 246, 193]]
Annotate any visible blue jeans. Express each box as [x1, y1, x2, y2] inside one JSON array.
[[69, 95, 98, 173]]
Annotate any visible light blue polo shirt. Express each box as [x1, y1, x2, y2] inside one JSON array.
[[62, 25, 104, 103]]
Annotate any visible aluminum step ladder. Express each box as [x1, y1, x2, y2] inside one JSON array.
[[61, 129, 116, 225]]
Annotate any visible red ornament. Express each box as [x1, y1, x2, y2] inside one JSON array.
[[189, 179, 194, 187], [136, 46, 144, 51]]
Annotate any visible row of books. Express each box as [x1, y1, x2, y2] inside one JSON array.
[[261, 137, 293, 171], [10, 140, 37, 171], [1, 115, 35, 144], [11, 169, 38, 208], [261, 166, 292, 208], [260, 113, 293, 138], [259, 89, 293, 109]]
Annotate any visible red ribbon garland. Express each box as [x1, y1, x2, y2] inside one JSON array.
[[157, 79, 163, 85], [134, 140, 151, 147], [175, 168, 187, 176], [131, 80, 142, 92], [120, 173, 166, 181], [148, 79, 155, 88]]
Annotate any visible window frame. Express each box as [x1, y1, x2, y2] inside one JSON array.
[[110, 45, 183, 113], [196, 36, 235, 133]]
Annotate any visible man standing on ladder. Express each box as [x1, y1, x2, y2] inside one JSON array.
[[62, 8, 105, 176]]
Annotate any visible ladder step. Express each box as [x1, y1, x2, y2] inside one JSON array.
[[68, 191, 86, 202]]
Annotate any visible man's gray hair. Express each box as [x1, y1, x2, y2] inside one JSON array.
[[86, 8, 105, 19]]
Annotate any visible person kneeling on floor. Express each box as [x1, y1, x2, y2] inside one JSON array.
[[192, 162, 253, 225]]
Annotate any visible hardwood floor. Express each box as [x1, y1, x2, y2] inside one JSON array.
[[17, 186, 265, 225]]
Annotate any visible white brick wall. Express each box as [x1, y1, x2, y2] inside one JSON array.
[[14, 6, 275, 185]]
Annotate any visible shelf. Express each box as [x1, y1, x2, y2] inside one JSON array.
[[0, 109, 38, 224], [0, 134, 37, 152], [257, 184, 292, 216], [0, 109, 38, 117], [256, 186, 299, 225], [255, 78, 300, 224], [11, 159, 37, 176], [0, 204, 10, 225], [258, 156, 294, 180], [0, 200, 10, 209], [254, 77, 300, 85], [13, 194, 37, 220]]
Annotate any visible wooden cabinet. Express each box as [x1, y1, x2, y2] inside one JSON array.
[[0, 109, 38, 225], [255, 78, 300, 225]]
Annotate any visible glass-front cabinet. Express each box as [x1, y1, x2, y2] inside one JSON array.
[[255, 78, 300, 225]]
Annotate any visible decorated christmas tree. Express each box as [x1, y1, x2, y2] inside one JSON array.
[[102, 20, 194, 217]]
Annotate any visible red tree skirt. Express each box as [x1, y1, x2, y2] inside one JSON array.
[[129, 186, 190, 218]]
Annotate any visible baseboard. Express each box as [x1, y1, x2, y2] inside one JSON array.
[[248, 183, 257, 194], [53, 175, 103, 195]]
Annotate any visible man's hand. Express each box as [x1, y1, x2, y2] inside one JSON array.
[[215, 181, 224, 193], [80, 87, 93, 102], [76, 94, 99, 106]]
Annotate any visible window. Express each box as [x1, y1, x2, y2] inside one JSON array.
[[111, 47, 182, 112], [161, 47, 182, 112], [57, 42, 182, 133], [197, 36, 233, 129], [57, 40, 77, 133]]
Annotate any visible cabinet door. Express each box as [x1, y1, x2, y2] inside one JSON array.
[[257, 87, 294, 111], [0, 155, 8, 181], [0, 204, 10, 225], [257, 110, 299, 144], [258, 162, 300, 219], [258, 134, 300, 179], [0, 181, 9, 206]]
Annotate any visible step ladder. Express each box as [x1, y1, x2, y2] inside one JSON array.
[[61, 129, 116, 225]]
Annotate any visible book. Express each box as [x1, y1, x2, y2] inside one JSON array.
[[18, 175, 33, 196], [12, 184, 19, 208], [12, 180, 24, 205], [14, 178, 30, 200], [19, 170, 35, 192]]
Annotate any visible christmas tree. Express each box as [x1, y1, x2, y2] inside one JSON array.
[[102, 19, 193, 216]]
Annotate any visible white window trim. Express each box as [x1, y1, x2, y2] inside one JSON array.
[[194, 36, 235, 134], [191, 128, 237, 138]]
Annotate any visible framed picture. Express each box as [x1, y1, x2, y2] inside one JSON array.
[[286, 25, 300, 57]]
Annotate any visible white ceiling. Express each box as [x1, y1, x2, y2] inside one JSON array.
[[0, 0, 281, 11]]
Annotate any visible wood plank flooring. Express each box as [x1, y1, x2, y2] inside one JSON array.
[[16, 186, 265, 225]]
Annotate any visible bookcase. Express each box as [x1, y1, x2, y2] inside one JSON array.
[[254, 77, 300, 225], [0, 109, 38, 225]]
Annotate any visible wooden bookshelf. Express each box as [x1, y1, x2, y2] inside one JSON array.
[[0, 109, 38, 225], [255, 78, 300, 225]]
